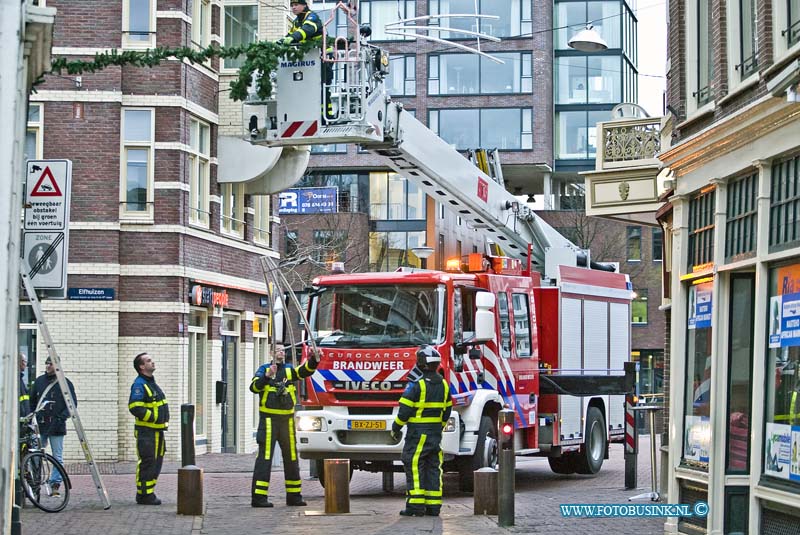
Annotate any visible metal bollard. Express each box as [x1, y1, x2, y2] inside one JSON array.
[[177, 404, 204, 515], [497, 409, 515, 527], [624, 393, 638, 490], [473, 467, 498, 515], [324, 459, 350, 514]]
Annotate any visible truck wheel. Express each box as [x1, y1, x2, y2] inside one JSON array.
[[574, 407, 606, 475], [315, 459, 354, 488], [458, 415, 497, 492], [547, 455, 576, 474]]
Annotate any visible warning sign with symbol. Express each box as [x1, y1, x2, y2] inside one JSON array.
[[25, 160, 71, 231]]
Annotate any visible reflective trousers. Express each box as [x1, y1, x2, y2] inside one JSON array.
[[251, 414, 303, 501], [135, 428, 165, 497], [401, 427, 443, 515]]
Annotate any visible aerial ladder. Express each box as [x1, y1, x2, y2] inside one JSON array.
[[218, 1, 611, 282]]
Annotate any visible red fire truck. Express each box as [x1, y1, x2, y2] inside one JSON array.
[[224, 1, 634, 490]]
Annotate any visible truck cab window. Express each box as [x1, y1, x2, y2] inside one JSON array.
[[498, 292, 512, 358], [512, 293, 532, 357]]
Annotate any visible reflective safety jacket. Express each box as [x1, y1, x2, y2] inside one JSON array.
[[393, 371, 453, 433], [129, 374, 169, 430], [287, 9, 323, 44], [251, 358, 317, 416], [19, 373, 30, 417]]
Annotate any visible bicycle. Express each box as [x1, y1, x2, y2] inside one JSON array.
[[19, 400, 71, 512]]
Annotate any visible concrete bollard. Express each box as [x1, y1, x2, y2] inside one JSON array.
[[473, 468, 498, 515], [177, 404, 204, 515], [324, 459, 350, 514]]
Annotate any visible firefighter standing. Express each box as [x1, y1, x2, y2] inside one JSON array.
[[282, 0, 323, 45], [128, 352, 169, 505], [250, 344, 319, 507], [391, 346, 453, 517]]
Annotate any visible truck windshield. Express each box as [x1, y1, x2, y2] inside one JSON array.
[[309, 284, 446, 347]]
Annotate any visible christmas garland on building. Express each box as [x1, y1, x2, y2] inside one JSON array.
[[46, 39, 321, 102]]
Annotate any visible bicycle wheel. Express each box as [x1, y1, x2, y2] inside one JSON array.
[[20, 452, 70, 512]]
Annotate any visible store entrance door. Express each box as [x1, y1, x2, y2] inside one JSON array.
[[221, 335, 238, 453]]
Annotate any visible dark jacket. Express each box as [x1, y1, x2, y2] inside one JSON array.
[[128, 374, 169, 430], [287, 9, 323, 43], [393, 370, 453, 435], [251, 358, 317, 416], [19, 373, 30, 417], [30, 373, 77, 437]]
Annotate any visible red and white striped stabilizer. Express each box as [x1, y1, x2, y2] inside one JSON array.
[[280, 120, 319, 138], [625, 394, 637, 454]]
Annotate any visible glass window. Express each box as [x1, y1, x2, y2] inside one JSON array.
[[555, 1, 621, 50], [370, 172, 388, 219], [555, 110, 610, 160], [588, 56, 621, 103], [724, 487, 749, 535], [311, 143, 348, 154], [124, 0, 154, 47], [369, 231, 426, 271], [769, 155, 800, 250], [688, 189, 716, 269], [192, 0, 211, 49], [122, 109, 153, 216], [312, 230, 347, 263], [253, 195, 270, 245], [726, 275, 754, 474], [432, 108, 479, 148], [653, 228, 663, 262], [497, 292, 511, 358], [627, 226, 642, 261], [726, 172, 758, 261], [386, 55, 416, 96], [697, 0, 713, 105], [285, 230, 299, 258], [431, 108, 528, 150], [764, 263, 800, 485], [361, 0, 415, 41], [188, 308, 207, 435], [790, 0, 800, 47], [25, 103, 43, 164], [683, 279, 713, 470], [221, 183, 245, 236], [481, 108, 522, 150], [632, 289, 648, 324], [511, 293, 532, 357], [556, 56, 587, 104], [407, 180, 425, 219], [388, 173, 405, 219], [429, 53, 531, 95], [430, 0, 525, 38], [370, 172, 426, 220], [189, 118, 210, 226], [224, 5, 258, 69]]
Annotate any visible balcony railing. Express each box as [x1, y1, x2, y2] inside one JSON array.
[[598, 116, 664, 169]]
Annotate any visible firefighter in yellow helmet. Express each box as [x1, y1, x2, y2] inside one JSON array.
[[282, 1, 323, 45], [391, 345, 453, 517]]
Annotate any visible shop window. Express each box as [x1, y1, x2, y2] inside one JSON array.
[[726, 172, 758, 261], [770, 154, 800, 250], [683, 279, 713, 470], [688, 188, 716, 269], [764, 263, 800, 485], [188, 308, 207, 435], [726, 275, 754, 474], [252, 315, 268, 430], [223, 4, 258, 70], [511, 293, 532, 357], [627, 226, 642, 261], [632, 289, 648, 324]]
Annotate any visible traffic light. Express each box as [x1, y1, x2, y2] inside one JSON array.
[[498, 409, 514, 450]]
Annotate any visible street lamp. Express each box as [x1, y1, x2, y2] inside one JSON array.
[[568, 24, 608, 53], [411, 245, 434, 269]]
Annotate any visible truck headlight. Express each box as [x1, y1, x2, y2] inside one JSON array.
[[444, 416, 457, 432], [297, 415, 323, 432]]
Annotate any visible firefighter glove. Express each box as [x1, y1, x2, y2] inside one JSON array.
[[390, 429, 400, 442], [281, 36, 294, 45]]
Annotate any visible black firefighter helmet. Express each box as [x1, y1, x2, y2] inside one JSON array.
[[416, 345, 442, 370]]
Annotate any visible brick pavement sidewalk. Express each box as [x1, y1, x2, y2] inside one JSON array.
[[25, 439, 668, 535]]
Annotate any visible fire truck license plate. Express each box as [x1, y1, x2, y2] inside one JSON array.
[[348, 420, 386, 430]]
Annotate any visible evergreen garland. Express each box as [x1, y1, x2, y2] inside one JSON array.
[[46, 40, 321, 102]]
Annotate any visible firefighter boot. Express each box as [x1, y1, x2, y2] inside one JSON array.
[[399, 509, 424, 517], [251, 496, 274, 508], [286, 494, 307, 506]]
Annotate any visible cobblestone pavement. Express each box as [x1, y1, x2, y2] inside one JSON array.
[[20, 437, 668, 535]]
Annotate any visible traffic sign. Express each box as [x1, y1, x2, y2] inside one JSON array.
[[25, 159, 71, 231], [23, 232, 67, 290]]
